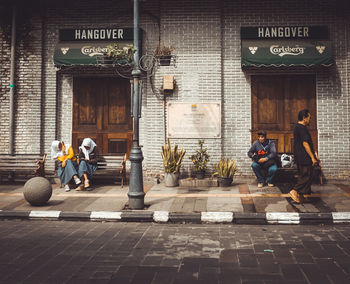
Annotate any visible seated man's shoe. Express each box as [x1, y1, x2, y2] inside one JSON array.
[[268, 183, 274, 187], [289, 189, 302, 203], [258, 183, 264, 188]]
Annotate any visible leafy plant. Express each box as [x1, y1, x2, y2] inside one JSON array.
[[161, 139, 186, 173], [190, 140, 210, 172], [155, 44, 174, 56], [106, 43, 136, 63], [213, 158, 238, 178]]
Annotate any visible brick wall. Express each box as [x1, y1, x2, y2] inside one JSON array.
[[0, 0, 349, 179], [0, 5, 11, 153]]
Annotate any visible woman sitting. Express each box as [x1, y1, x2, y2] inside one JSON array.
[[77, 138, 98, 190], [51, 140, 81, 192]]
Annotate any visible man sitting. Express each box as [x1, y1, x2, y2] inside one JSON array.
[[248, 130, 277, 188]]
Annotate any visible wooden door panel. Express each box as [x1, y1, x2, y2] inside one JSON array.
[[252, 76, 284, 131], [252, 75, 317, 153], [286, 75, 317, 131], [102, 132, 133, 157], [73, 78, 102, 131], [73, 77, 133, 155], [104, 78, 132, 131]]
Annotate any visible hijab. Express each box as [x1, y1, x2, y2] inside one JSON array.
[[79, 138, 97, 160], [51, 140, 72, 159], [51, 140, 63, 160]]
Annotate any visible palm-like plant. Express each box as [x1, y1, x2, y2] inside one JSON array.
[[213, 158, 238, 178], [161, 139, 186, 173]]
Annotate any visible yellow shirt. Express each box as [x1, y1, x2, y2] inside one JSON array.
[[57, 146, 76, 162]]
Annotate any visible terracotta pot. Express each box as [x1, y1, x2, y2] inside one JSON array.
[[164, 172, 179, 187], [217, 177, 233, 187]]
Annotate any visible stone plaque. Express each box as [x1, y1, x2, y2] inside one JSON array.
[[168, 102, 221, 138]]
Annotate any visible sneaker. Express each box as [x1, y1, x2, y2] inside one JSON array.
[[84, 179, 90, 188], [64, 184, 71, 192], [258, 183, 263, 188], [74, 177, 81, 185], [76, 184, 85, 191], [268, 183, 274, 187]]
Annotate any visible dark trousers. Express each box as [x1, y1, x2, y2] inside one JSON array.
[[294, 164, 314, 195]]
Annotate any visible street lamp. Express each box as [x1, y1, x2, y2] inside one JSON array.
[[128, 0, 145, 209]]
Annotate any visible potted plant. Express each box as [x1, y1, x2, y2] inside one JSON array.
[[190, 140, 210, 179], [213, 158, 238, 187], [161, 138, 186, 187], [105, 43, 136, 65], [155, 44, 174, 66]]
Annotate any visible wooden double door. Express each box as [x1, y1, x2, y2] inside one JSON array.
[[72, 77, 133, 156], [251, 75, 317, 153]]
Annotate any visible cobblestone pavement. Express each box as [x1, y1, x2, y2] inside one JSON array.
[[0, 220, 349, 283]]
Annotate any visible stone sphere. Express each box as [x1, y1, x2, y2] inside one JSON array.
[[23, 177, 52, 206]]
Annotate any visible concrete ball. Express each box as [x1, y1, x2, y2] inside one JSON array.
[[23, 177, 52, 206]]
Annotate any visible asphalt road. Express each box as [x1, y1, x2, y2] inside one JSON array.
[[0, 220, 349, 284]]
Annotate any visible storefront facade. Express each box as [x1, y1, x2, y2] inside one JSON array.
[[0, 0, 349, 179]]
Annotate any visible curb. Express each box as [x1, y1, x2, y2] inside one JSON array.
[[1, 210, 350, 224]]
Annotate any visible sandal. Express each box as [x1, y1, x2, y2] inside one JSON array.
[[289, 189, 302, 203]]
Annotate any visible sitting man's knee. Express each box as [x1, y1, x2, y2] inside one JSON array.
[[252, 162, 260, 169], [269, 164, 278, 173]]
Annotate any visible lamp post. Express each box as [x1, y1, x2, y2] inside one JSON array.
[[128, 0, 145, 209]]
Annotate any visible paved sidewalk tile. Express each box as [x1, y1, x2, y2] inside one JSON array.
[[0, 179, 349, 224]]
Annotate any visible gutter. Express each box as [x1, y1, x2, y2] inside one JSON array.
[[9, 5, 16, 155]]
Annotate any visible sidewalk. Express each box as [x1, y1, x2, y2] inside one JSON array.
[[0, 177, 350, 224]]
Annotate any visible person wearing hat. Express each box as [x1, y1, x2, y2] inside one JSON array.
[[248, 130, 277, 188]]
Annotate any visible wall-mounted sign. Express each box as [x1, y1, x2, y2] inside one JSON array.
[[241, 40, 332, 67], [168, 102, 221, 138], [241, 26, 328, 40], [59, 28, 135, 41], [54, 41, 133, 66]]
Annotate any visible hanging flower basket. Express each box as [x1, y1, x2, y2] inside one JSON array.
[[158, 55, 172, 66], [155, 44, 174, 66]]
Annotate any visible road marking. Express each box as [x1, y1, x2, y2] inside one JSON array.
[[201, 212, 233, 223], [153, 211, 169, 222], [90, 211, 122, 220], [29, 210, 61, 218]]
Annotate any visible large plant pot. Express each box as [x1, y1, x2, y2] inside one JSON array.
[[195, 171, 205, 179], [217, 177, 233, 187], [164, 172, 179, 187]]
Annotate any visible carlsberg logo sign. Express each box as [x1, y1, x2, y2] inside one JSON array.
[[81, 46, 108, 57], [270, 45, 305, 57]]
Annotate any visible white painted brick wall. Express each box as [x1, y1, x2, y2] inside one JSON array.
[[0, 0, 349, 179]]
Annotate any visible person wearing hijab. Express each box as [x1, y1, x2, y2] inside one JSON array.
[[51, 140, 81, 192], [77, 138, 98, 190]]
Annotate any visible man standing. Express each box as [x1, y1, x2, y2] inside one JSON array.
[[289, 109, 319, 203], [248, 130, 277, 188]]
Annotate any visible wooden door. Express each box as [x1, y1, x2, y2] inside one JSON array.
[[251, 75, 317, 153], [72, 77, 133, 156]]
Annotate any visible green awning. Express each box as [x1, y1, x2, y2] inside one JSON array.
[[54, 41, 133, 66], [242, 40, 333, 67]]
